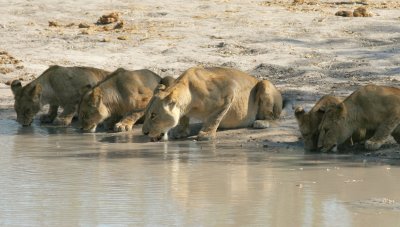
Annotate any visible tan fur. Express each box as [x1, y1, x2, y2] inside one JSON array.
[[295, 95, 370, 151], [11, 65, 109, 126], [78, 68, 171, 133], [142, 67, 284, 141], [318, 85, 400, 152], [295, 95, 343, 151]]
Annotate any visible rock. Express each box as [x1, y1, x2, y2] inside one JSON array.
[[335, 11, 353, 17], [114, 21, 124, 29], [97, 12, 120, 25], [48, 21, 60, 27], [117, 36, 128, 40], [78, 23, 91, 28], [353, 7, 373, 17]]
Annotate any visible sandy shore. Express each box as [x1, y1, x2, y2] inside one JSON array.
[[0, 0, 399, 156]]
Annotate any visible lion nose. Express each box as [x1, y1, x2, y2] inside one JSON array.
[[143, 131, 149, 135]]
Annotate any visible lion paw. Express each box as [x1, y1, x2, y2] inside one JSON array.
[[365, 140, 383, 150], [40, 114, 56, 123], [170, 127, 190, 139], [197, 131, 216, 141], [53, 117, 71, 126], [114, 122, 132, 132], [253, 120, 270, 129]]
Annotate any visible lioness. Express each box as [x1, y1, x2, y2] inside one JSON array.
[[318, 85, 400, 152], [78, 68, 172, 133], [295, 95, 370, 151], [142, 67, 284, 141], [11, 65, 109, 126]]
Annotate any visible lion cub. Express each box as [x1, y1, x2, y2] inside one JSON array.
[[78, 68, 173, 133], [142, 67, 284, 141], [295, 95, 369, 151], [11, 65, 109, 126], [318, 85, 400, 152]]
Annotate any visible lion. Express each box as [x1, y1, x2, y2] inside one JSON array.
[[295, 95, 370, 151], [142, 67, 285, 141], [11, 65, 109, 126], [318, 85, 400, 152], [78, 68, 174, 133]]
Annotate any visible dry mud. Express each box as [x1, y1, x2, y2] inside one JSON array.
[[0, 0, 399, 158]]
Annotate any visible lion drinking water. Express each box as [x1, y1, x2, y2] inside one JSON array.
[[11, 65, 109, 126], [78, 68, 173, 133], [142, 67, 285, 141], [318, 85, 400, 152]]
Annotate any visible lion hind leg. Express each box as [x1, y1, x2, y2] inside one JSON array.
[[365, 117, 400, 150], [40, 105, 59, 123], [197, 93, 235, 141], [114, 110, 145, 132], [255, 80, 284, 121]]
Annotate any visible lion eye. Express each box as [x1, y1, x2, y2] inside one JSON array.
[[150, 113, 156, 119]]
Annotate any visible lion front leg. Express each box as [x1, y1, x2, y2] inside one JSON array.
[[170, 116, 190, 139], [40, 105, 59, 123], [391, 125, 400, 144], [53, 104, 76, 126], [365, 117, 400, 150], [114, 110, 144, 132], [197, 94, 234, 141]]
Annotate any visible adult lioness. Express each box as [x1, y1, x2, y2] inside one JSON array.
[[295, 95, 370, 151], [11, 65, 109, 126], [318, 85, 400, 152], [142, 67, 284, 141], [78, 68, 172, 133]]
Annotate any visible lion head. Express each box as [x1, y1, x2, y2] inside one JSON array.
[[294, 106, 325, 151], [142, 85, 181, 141], [317, 103, 352, 152], [78, 87, 109, 132], [11, 80, 42, 126]]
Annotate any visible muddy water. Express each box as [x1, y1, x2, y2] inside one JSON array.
[[1, 118, 400, 226]]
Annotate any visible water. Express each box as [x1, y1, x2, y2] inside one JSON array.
[[1, 119, 400, 226]]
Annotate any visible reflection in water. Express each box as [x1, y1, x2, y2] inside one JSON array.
[[0, 119, 400, 226]]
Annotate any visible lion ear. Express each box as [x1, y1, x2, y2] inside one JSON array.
[[154, 84, 166, 95], [30, 84, 42, 101], [11, 80, 22, 96], [294, 106, 305, 119], [317, 106, 326, 113], [89, 87, 102, 107], [160, 76, 175, 88], [164, 93, 177, 110], [336, 103, 345, 113]]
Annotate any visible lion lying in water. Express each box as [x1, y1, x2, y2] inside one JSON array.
[[78, 68, 173, 132], [11, 65, 109, 126], [295, 95, 370, 151], [142, 67, 285, 141], [318, 85, 400, 152]]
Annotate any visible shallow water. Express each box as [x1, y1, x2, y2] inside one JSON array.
[[1, 119, 400, 226]]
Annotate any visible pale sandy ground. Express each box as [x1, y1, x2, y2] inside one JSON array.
[[0, 0, 399, 158]]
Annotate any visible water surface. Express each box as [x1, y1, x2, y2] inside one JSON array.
[[1, 119, 400, 226]]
